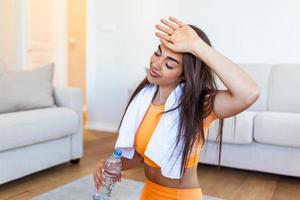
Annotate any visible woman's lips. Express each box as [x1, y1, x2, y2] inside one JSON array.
[[149, 68, 160, 78]]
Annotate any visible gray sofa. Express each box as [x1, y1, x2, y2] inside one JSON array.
[[0, 87, 83, 184], [200, 64, 300, 177]]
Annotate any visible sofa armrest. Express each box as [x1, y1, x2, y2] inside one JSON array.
[[54, 87, 82, 116], [54, 87, 83, 159]]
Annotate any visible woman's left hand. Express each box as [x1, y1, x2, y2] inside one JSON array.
[[155, 17, 203, 54]]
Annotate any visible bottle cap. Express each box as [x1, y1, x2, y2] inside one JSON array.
[[113, 149, 122, 158]]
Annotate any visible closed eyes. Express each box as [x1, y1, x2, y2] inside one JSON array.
[[154, 51, 174, 69]]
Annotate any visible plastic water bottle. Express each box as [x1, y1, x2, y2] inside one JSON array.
[[93, 149, 122, 200]]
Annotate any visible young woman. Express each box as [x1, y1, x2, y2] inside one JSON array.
[[93, 17, 260, 200]]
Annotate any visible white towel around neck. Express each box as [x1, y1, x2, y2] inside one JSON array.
[[115, 83, 186, 179]]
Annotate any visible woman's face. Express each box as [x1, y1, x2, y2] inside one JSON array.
[[147, 43, 183, 88]]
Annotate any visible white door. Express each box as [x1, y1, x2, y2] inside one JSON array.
[[0, 0, 17, 69], [25, 0, 55, 70], [17, 0, 68, 86]]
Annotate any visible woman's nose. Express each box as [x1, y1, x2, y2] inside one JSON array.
[[152, 58, 164, 70]]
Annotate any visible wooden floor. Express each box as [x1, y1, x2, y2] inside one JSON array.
[[1, 130, 300, 200]]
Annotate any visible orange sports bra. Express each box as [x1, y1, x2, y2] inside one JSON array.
[[134, 102, 218, 168]]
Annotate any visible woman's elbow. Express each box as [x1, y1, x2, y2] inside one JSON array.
[[244, 86, 260, 106]]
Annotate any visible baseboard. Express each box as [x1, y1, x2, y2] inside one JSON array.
[[85, 121, 119, 133]]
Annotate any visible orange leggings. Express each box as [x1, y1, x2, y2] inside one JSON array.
[[139, 178, 202, 200]]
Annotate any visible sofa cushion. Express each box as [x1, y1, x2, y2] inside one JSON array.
[[254, 111, 300, 148], [207, 111, 256, 144], [268, 64, 300, 113], [0, 63, 55, 114], [0, 107, 79, 152]]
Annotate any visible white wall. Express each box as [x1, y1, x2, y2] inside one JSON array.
[[179, 0, 300, 63], [86, 0, 300, 132]]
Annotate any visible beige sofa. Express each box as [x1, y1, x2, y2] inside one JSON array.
[[200, 64, 300, 177]]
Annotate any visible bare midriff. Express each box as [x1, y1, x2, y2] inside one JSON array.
[[144, 164, 200, 188]]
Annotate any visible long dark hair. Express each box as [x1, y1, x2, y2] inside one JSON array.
[[118, 25, 224, 179]]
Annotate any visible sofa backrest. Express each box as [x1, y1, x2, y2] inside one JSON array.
[[0, 59, 6, 74], [214, 64, 300, 113], [267, 64, 300, 113]]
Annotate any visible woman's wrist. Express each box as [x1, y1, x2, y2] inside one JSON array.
[[190, 38, 209, 58]]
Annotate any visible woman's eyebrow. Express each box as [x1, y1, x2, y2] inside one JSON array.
[[158, 45, 180, 64]]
